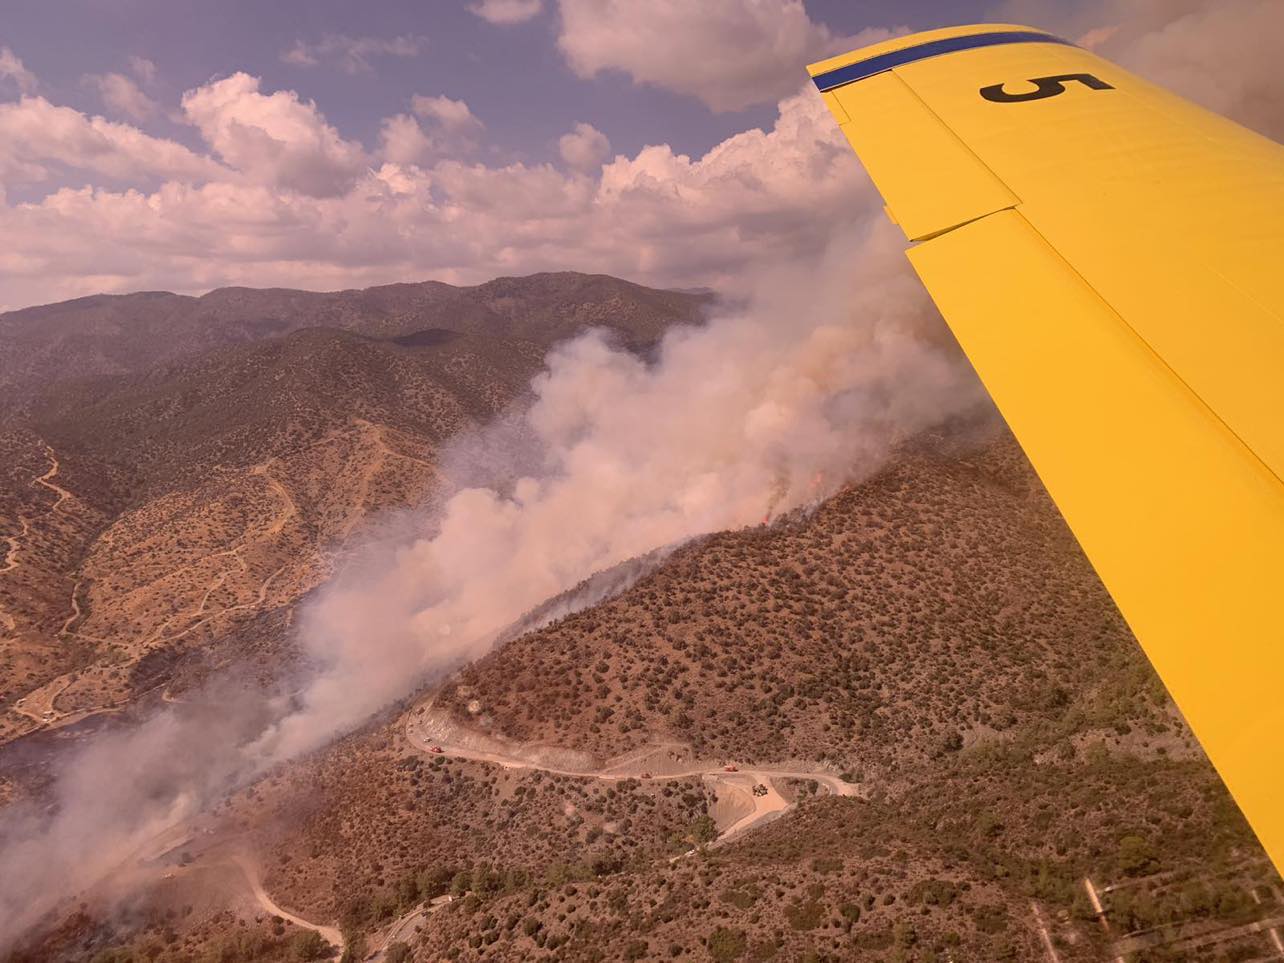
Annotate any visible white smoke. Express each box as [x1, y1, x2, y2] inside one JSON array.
[[4, 1, 1281, 949], [255, 213, 982, 761], [0, 676, 285, 945], [0, 209, 983, 948]]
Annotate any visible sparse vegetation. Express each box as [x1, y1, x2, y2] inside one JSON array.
[[4, 294, 1279, 963]]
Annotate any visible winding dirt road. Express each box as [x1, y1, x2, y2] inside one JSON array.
[[233, 854, 345, 953], [404, 714, 859, 846], [1, 517, 27, 575], [34, 444, 74, 511]]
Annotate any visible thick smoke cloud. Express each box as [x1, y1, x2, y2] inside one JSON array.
[[0, 677, 288, 945], [256, 214, 982, 761], [4, 0, 1278, 948], [0, 207, 983, 948]]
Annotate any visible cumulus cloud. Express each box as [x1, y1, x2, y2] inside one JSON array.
[[0, 96, 224, 186], [280, 33, 425, 73], [378, 113, 436, 166], [470, 0, 544, 25], [379, 94, 485, 165], [2, 0, 1278, 310], [556, 0, 898, 112], [127, 55, 157, 85], [85, 71, 157, 120], [412, 93, 484, 134], [181, 73, 369, 197], [0, 46, 37, 96], [0, 80, 865, 308], [558, 121, 610, 172]]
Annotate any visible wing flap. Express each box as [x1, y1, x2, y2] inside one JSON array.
[[820, 70, 1017, 241], [814, 26, 1284, 485], [809, 22, 1284, 875]]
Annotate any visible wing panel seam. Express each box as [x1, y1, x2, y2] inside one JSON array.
[[886, 71, 1025, 240], [937, 208, 1284, 493], [812, 31, 1074, 92]]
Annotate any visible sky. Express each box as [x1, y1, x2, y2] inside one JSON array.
[[0, 0, 1280, 310]]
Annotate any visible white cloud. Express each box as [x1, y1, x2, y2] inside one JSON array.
[[558, 121, 610, 172], [469, 0, 544, 25], [85, 71, 157, 121], [127, 55, 157, 85], [181, 72, 369, 197], [556, 0, 898, 112], [280, 33, 425, 74], [378, 113, 436, 166], [378, 94, 485, 165], [0, 79, 871, 309], [0, 96, 224, 186], [3, 0, 1279, 311], [0, 46, 37, 96], [411, 94, 484, 135]]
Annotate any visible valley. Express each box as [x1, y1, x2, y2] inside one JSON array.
[[1, 274, 1280, 963]]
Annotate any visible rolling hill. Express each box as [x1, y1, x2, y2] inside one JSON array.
[[0, 273, 710, 749], [2, 274, 1280, 963]]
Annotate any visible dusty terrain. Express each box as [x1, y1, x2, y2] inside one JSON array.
[[2, 276, 1281, 963], [23, 430, 1280, 963], [0, 274, 708, 749]]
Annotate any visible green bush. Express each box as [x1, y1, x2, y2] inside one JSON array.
[[290, 929, 325, 961], [708, 927, 747, 962], [338, 934, 367, 963], [691, 815, 718, 844], [785, 900, 824, 931], [1117, 835, 1159, 877]]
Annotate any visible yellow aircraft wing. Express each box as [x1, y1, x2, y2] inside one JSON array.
[[810, 24, 1284, 872]]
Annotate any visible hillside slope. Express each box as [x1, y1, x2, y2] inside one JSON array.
[[0, 273, 707, 748], [32, 429, 1276, 963], [0, 273, 710, 407]]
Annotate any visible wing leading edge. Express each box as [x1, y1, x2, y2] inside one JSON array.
[[810, 24, 1284, 872]]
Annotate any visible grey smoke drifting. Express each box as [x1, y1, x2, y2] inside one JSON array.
[[254, 215, 983, 762], [6, 0, 1280, 945], [0, 211, 981, 948], [0, 676, 286, 945]]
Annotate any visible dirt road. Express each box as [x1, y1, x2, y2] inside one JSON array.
[[1, 516, 27, 575], [405, 713, 858, 845], [371, 895, 455, 961], [234, 854, 345, 952], [11, 674, 73, 724], [34, 445, 74, 511]]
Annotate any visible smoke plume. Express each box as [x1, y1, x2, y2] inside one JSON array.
[[255, 215, 982, 762], [15, 0, 1276, 943], [0, 204, 984, 946]]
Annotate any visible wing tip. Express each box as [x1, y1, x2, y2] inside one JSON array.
[[806, 23, 1036, 76], [807, 23, 1070, 92]]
